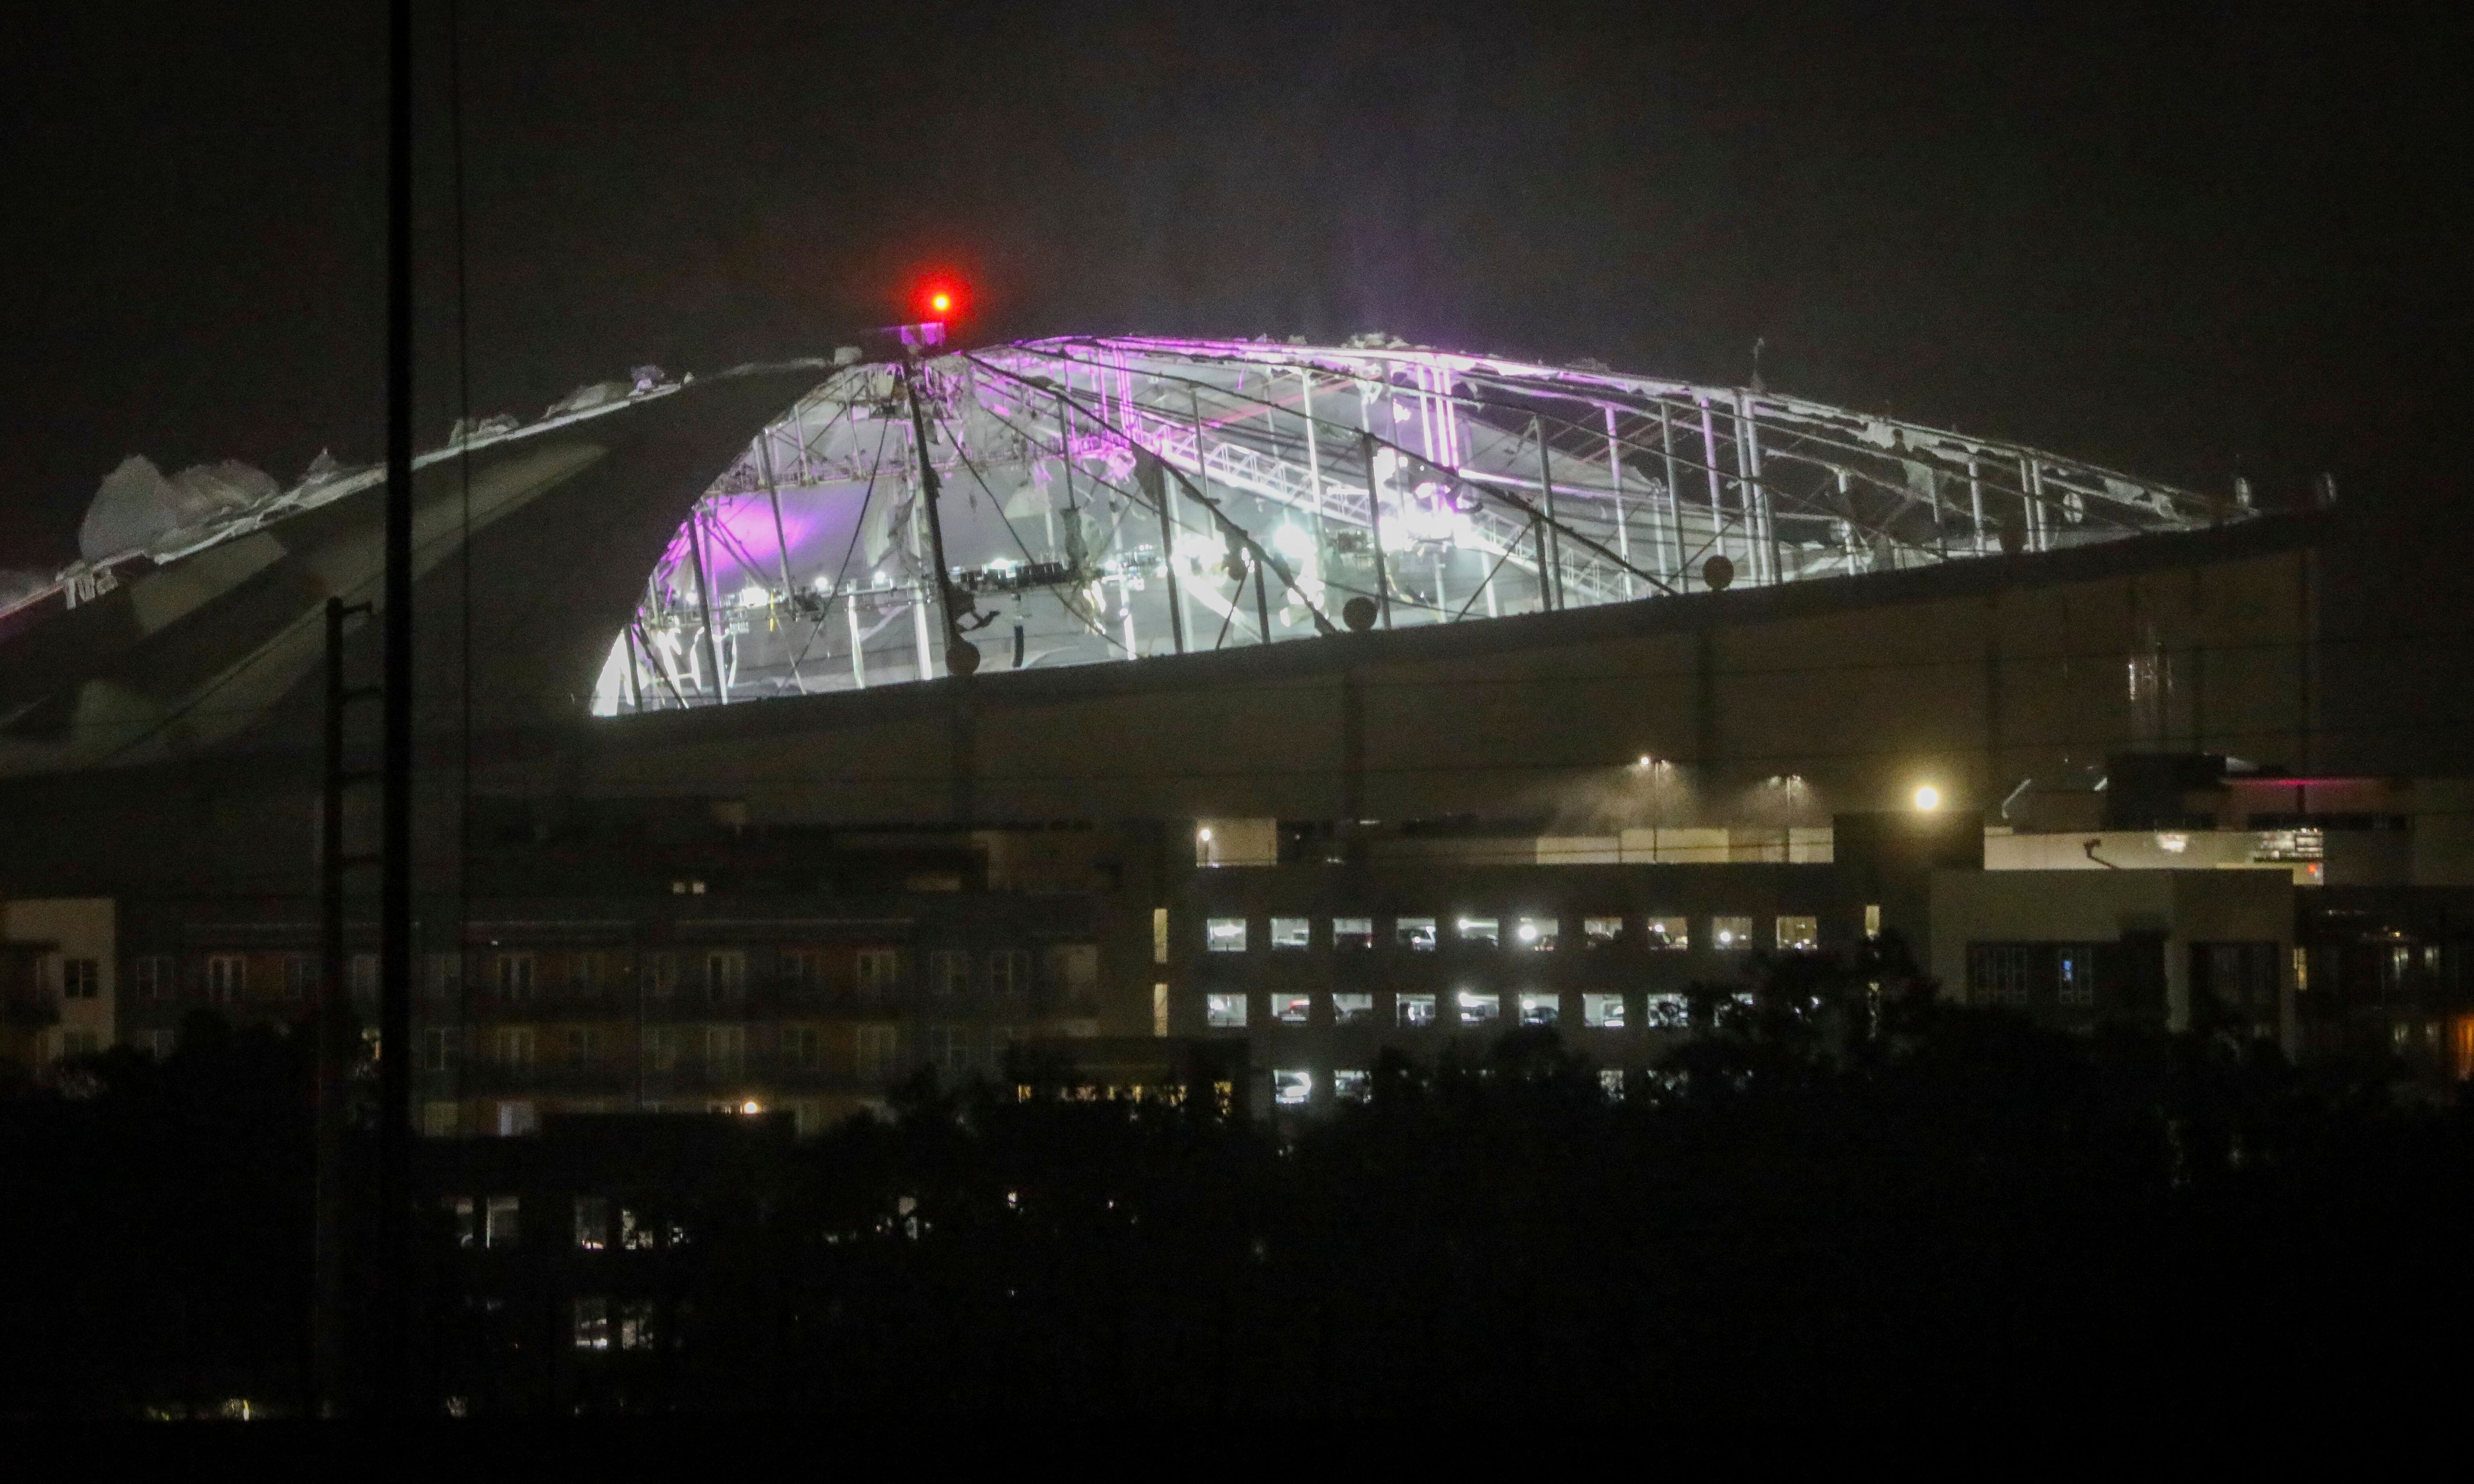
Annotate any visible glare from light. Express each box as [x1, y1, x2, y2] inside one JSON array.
[[740, 1100, 762, 1115], [1913, 784, 1941, 811], [1196, 827, 1212, 842], [1272, 523, 1315, 561], [1516, 922, 1538, 943], [738, 585, 769, 609]]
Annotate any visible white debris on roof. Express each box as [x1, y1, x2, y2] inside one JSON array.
[[78, 455, 280, 562], [546, 381, 632, 418]]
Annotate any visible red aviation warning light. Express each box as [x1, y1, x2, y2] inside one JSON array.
[[916, 278, 964, 324]]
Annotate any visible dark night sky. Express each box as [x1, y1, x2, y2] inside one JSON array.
[[2, 0, 2462, 571]]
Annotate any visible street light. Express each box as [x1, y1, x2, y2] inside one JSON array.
[[1913, 784, 1941, 811]]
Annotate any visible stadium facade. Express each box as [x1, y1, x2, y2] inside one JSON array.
[[2, 336, 2469, 1116]]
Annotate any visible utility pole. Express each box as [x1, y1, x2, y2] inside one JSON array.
[[378, 0, 416, 1418]]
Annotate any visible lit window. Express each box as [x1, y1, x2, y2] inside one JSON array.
[[1517, 992, 1559, 1026], [1599, 1068, 1627, 1101], [1644, 993, 1690, 1029], [1583, 992, 1626, 1028], [575, 1196, 610, 1252], [618, 1300, 657, 1351], [495, 1101, 537, 1138], [1395, 917, 1437, 951], [2058, 948, 2097, 1009], [574, 1298, 610, 1351], [1270, 917, 1310, 950], [1515, 917, 1557, 950], [1205, 918, 1249, 953], [1457, 991, 1501, 1025], [444, 1195, 475, 1247], [1333, 918, 1374, 950], [931, 949, 970, 997], [1272, 1070, 1313, 1106], [1396, 993, 1437, 1028], [1333, 1069, 1371, 1103], [1582, 917, 1623, 948], [1274, 993, 1312, 1024], [1331, 992, 1374, 1025], [1864, 904, 1882, 940], [1457, 917, 1500, 948], [1206, 993, 1248, 1028], [494, 1027, 536, 1070], [1153, 908, 1169, 965], [1776, 916, 1819, 952], [484, 1195, 520, 1249], [1644, 916, 1689, 951], [1712, 916, 1754, 951]]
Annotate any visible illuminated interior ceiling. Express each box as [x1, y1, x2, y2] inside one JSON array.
[[596, 335, 2246, 714]]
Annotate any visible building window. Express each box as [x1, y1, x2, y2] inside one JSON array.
[[1153, 907, 1169, 965], [494, 1027, 536, 1069], [1333, 917, 1374, 950], [1205, 918, 1249, 954], [1397, 993, 1437, 1028], [645, 952, 678, 1000], [785, 1025, 822, 1070], [1599, 1068, 1627, 1101], [1967, 944, 2034, 1007], [574, 1298, 610, 1351], [856, 1024, 900, 1081], [1333, 1069, 1371, 1103], [567, 952, 599, 998], [423, 952, 462, 1001], [132, 955, 167, 1000], [575, 1196, 610, 1251], [350, 954, 378, 1004], [1205, 993, 1249, 1029], [643, 1027, 681, 1072], [618, 1301, 658, 1351], [855, 948, 899, 999], [1457, 990, 1501, 1025], [444, 1195, 476, 1245], [496, 1101, 538, 1137], [1864, 903, 1882, 940], [1644, 993, 1690, 1029], [930, 950, 970, 998], [1331, 992, 1374, 1025], [1515, 917, 1557, 950], [137, 1027, 177, 1059], [703, 950, 746, 1005], [1582, 917, 1623, 948], [1517, 992, 1558, 1026], [928, 1024, 972, 1075], [989, 949, 1030, 998], [1711, 916, 1754, 951], [60, 957, 102, 1000], [705, 1024, 746, 1079], [1456, 916, 1500, 948], [781, 949, 820, 992], [60, 1029, 103, 1059], [484, 1195, 520, 1248], [1395, 917, 1437, 951], [1274, 992, 1312, 1024], [418, 1028, 462, 1073], [1583, 992, 1626, 1028], [491, 952, 531, 1003], [564, 1026, 600, 1067], [1644, 916, 1689, 951], [423, 1102, 460, 1138], [1271, 1070, 1313, 1107], [1776, 916, 1819, 953], [207, 954, 245, 1004], [1152, 983, 1169, 1037], [2058, 948, 2098, 1009], [1265, 917, 1308, 951]]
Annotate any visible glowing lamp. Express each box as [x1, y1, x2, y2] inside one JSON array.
[[1913, 785, 1940, 811], [741, 1100, 762, 1115]]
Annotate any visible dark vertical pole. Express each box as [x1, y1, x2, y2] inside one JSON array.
[[1253, 552, 1273, 644], [379, 0, 416, 1420], [1535, 418, 1561, 611], [686, 510, 727, 703], [901, 358, 965, 660], [1360, 432, 1393, 630], [314, 599, 349, 1415]]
